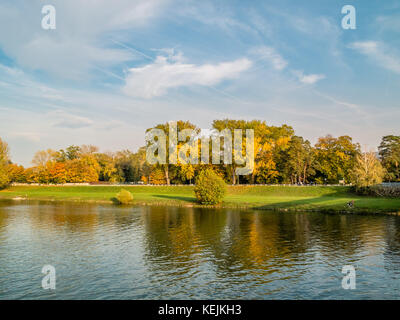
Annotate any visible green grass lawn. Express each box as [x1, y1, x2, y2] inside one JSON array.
[[0, 185, 399, 214]]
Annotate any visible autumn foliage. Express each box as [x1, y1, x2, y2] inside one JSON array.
[[194, 169, 226, 204], [0, 120, 398, 190]]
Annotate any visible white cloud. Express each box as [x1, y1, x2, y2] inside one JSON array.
[[49, 110, 93, 129], [299, 74, 325, 84], [123, 53, 252, 98], [349, 41, 400, 74], [250, 46, 288, 70], [293, 71, 325, 84], [0, 0, 167, 78]]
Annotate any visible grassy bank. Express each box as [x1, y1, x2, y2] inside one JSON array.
[[1, 185, 400, 214]]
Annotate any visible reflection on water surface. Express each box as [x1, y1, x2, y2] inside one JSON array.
[[0, 201, 399, 299]]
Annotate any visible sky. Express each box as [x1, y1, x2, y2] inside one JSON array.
[[0, 0, 399, 166]]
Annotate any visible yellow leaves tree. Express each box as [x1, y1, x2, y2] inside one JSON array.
[[252, 124, 293, 184], [0, 138, 10, 188], [66, 155, 100, 183], [147, 121, 199, 185], [29, 146, 100, 184], [350, 152, 386, 188], [8, 164, 26, 183], [150, 167, 167, 185], [179, 163, 195, 184], [314, 135, 360, 184]]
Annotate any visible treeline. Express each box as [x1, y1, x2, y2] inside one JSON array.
[[0, 120, 399, 187]]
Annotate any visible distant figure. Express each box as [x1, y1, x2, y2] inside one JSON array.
[[347, 200, 355, 208]]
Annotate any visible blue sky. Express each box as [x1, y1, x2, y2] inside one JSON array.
[[0, 0, 399, 166]]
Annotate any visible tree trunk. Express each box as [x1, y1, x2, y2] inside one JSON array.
[[164, 165, 170, 185], [232, 165, 236, 185]]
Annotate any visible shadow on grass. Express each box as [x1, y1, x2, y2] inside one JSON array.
[[253, 189, 356, 212], [153, 194, 197, 203]]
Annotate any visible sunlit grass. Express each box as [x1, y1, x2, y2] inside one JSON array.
[[0, 185, 399, 214]]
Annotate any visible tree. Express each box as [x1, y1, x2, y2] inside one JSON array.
[[313, 135, 360, 184], [32, 149, 57, 167], [350, 152, 386, 188], [179, 163, 195, 184], [0, 138, 10, 189], [149, 167, 167, 185], [212, 119, 246, 185], [46, 162, 68, 184], [65, 155, 99, 183], [56, 145, 81, 162], [255, 124, 294, 184], [8, 164, 27, 183], [0, 169, 9, 189], [378, 135, 400, 182], [80, 145, 99, 155], [147, 121, 199, 185], [280, 136, 314, 184], [96, 152, 119, 182], [114, 150, 136, 182]]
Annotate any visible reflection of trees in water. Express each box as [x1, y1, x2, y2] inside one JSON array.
[[141, 206, 203, 272], [2, 202, 395, 284], [383, 216, 400, 270], [140, 207, 316, 278], [25, 202, 141, 234], [304, 214, 386, 261], [0, 202, 11, 240], [140, 208, 395, 281], [206, 211, 311, 275], [28, 202, 100, 233]]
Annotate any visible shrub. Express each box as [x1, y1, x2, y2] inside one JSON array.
[[355, 185, 400, 198], [194, 169, 226, 205], [116, 189, 133, 204]]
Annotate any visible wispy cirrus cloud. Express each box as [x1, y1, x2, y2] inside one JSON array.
[[250, 46, 288, 70], [349, 41, 400, 74], [123, 52, 252, 98], [50, 110, 93, 129], [375, 14, 400, 33], [0, 0, 168, 79]]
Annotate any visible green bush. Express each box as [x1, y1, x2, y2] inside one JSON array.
[[116, 189, 133, 204], [194, 169, 226, 205]]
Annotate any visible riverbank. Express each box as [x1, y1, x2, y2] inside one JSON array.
[[1, 185, 399, 214]]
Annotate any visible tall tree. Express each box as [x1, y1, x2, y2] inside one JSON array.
[[350, 152, 386, 188], [378, 135, 400, 182], [147, 121, 199, 185], [211, 119, 287, 184], [0, 138, 10, 188], [96, 152, 119, 182], [280, 136, 314, 184], [313, 135, 360, 184]]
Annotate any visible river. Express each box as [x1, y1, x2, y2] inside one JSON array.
[[0, 201, 399, 299]]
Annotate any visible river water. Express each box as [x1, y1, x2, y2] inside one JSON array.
[[0, 201, 399, 299]]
